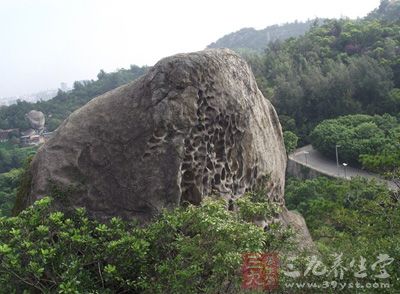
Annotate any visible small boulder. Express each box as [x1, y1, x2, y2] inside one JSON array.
[[26, 110, 45, 131]]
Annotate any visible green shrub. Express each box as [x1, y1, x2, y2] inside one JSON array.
[[285, 176, 400, 292], [0, 194, 293, 293], [283, 131, 299, 154]]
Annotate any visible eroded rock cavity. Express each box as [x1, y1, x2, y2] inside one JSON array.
[[180, 89, 256, 205]]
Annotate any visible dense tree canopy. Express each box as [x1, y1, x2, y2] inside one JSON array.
[[283, 131, 299, 154], [367, 0, 400, 22], [310, 114, 400, 166], [0, 168, 23, 216], [0, 142, 36, 173], [286, 176, 400, 292], [242, 10, 400, 142]]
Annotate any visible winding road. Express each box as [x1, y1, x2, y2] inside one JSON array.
[[289, 145, 398, 191]]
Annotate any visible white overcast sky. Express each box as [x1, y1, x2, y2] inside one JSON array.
[[0, 0, 380, 97]]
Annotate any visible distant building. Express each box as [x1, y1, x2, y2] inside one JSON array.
[[0, 89, 58, 106], [43, 132, 53, 139], [20, 129, 53, 147], [20, 135, 31, 146], [20, 129, 41, 146], [20, 129, 36, 137], [0, 128, 19, 143], [29, 135, 44, 145], [0, 132, 8, 143], [20, 134, 44, 147]]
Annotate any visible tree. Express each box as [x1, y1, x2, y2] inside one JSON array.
[[310, 114, 397, 166], [97, 69, 106, 80], [285, 176, 400, 291], [244, 15, 400, 143], [283, 131, 298, 154]]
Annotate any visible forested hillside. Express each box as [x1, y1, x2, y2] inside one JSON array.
[[207, 20, 320, 52], [242, 2, 400, 142], [366, 0, 400, 22], [310, 114, 400, 165], [0, 65, 148, 131], [285, 176, 400, 290]]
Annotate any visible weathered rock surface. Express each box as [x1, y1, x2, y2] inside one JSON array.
[[26, 110, 45, 131], [280, 209, 316, 252], [23, 49, 287, 222]]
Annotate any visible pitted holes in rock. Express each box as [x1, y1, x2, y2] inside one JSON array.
[[179, 90, 260, 205]]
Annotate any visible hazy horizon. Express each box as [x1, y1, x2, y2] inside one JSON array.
[[0, 0, 380, 98]]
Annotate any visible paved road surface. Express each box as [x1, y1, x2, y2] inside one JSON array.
[[289, 145, 397, 190]]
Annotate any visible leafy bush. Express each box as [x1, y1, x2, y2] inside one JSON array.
[[0, 142, 36, 173], [0, 168, 23, 216], [0, 152, 35, 217], [283, 131, 299, 154], [0, 194, 293, 293], [285, 176, 400, 292]]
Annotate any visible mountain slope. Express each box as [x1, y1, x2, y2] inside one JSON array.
[[207, 20, 321, 52], [244, 14, 400, 142], [366, 0, 400, 22]]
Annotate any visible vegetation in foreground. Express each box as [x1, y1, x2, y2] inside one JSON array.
[[1, 175, 399, 293], [286, 176, 400, 292], [0, 193, 294, 293]]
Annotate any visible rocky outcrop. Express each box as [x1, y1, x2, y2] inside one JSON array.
[[26, 110, 45, 131], [280, 209, 316, 252], [22, 49, 287, 223]]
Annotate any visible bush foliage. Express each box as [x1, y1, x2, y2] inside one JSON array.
[[285, 176, 400, 292], [0, 194, 293, 293]]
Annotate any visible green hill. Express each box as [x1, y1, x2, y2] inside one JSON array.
[[366, 0, 400, 22], [207, 19, 322, 52], [241, 2, 400, 142]]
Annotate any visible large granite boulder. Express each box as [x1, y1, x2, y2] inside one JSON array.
[[22, 49, 287, 222]]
